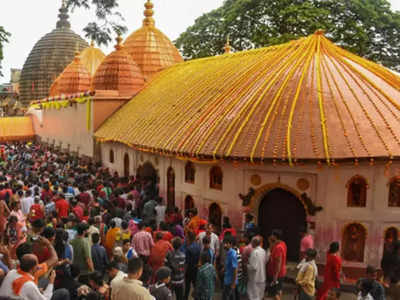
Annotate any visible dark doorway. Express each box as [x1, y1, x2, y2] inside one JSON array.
[[185, 195, 195, 212], [258, 188, 306, 261], [137, 162, 158, 183], [209, 203, 222, 233], [124, 153, 130, 177], [167, 167, 175, 209]]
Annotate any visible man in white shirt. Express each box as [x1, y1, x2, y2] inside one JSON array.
[[21, 190, 34, 216], [155, 197, 166, 227], [197, 224, 220, 256], [247, 237, 268, 300], [0, 254, 58, 300]]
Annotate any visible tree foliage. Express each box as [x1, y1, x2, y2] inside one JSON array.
[[176, 0, 400, 71], [0, 26, 10, 77], [67, 0, 127, 46]]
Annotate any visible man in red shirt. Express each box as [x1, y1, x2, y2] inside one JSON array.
[[71, 199, 84, 221], [267, 229, 287, 300], [55, 194, 69, 220]]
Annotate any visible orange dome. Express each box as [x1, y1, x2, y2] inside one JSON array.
[[123, 0, 183, 81], [80, 41, 106, 76], [57, 52, 91, 95], [92, 36, 145, 95], [49, 75, 61, 96]]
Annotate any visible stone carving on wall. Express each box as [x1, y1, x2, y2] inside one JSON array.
[[250, 174, 261, 186], [300, 193, 322, 216], [239, 188, 255, 207], [297, 178, 310, 191]]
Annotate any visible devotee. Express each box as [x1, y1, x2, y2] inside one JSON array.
[[247, 236, 268, 300], [184, 231, 201, 300], [111, 257, 154, 300], [155, 197, 166, 228], [21, 189, 34, 216], [197, 223, 220, 255], [300, 227, 314, 260], [70, 223, 94, 281], [327, 288, 341, 300], [132, 222, 154, 261], [356, 265, 385, 300], [165, 237, 185, 300], [317, 242, 342, 300], [91, 233, 109, 273], [105, 220, 120, 257], [150, 266, 172, 300], [267, 229, 287, 300], [296, 248, 318, 300], [222, 235, 238, 300], [194, 251, 217, 300], [106, 260, 126, 286], [148, 232, 173, 279]]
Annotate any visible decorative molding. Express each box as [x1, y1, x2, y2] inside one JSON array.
[[297, 178, 310, 191], [250, 174, 261, 186]]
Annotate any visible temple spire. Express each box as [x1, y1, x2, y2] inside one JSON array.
[[57, 0, 71, 29], [143, 0, 155, 27], [224, 35, 232, 54], [115, 35, 123, 50]]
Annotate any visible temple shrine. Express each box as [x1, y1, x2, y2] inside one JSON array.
[[3, 0, 400, 271]]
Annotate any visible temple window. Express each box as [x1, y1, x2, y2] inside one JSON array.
[[384, 227, 399, 253], [210, 166, 223, 190], [209, 202, 222, 232], [185, 162, 195, 184], [184, 195, 195, 212], [389, 177, 400, 207], [342, 223, 367, 262], [109, 150, 114, 163], [346, 175, 367, 207]]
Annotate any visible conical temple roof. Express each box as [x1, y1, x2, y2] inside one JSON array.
[[80, 41, 106, 77], [57, 52, 91, 95], [19, 2, 88, 104], [96, 31, 400, 164], [123, 0, 183, 81], [93, 36, 145, 96]]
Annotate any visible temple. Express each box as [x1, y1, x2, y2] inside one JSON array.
[[9, 0, 400, 270]]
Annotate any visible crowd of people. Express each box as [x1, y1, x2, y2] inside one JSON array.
[[0, 142, 396, 300]]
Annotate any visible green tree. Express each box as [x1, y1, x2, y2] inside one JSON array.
[[0, 26, 10, 77], [176, 0, 400, 71], [67, 0, 127, 46]]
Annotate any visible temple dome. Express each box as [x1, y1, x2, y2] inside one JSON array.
[[123, 0, 183, 81], [19, 2, 88, 104], [95, 31, 400, 165], [80, 41, 106, 77], [92, 36, 145, 96]]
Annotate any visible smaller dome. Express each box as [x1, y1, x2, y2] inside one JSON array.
[[49, 75, 60, 96], [92, 36, 145, 95], [57, 52, 91, 95], [80, 41, 106, 76], [123, 0, 183, 81]]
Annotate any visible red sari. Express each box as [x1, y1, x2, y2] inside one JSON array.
[[316, 253, 342, 300]]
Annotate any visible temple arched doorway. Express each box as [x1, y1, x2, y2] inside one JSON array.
[[123, 153, 130, 177], [184, 195, 195, 212], [209, 203, 222, 233], [258, 188, 306, 261], [137, 162, 158, 184]]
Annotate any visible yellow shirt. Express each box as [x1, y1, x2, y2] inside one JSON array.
[[111, 278, 153, 300], [296, 262, 316, 296]]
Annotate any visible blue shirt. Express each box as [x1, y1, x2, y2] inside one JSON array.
[[185, 242, 201, 274], [224, 248, 238, 286]]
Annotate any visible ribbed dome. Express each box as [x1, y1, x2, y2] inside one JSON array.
[[123, 0, 183, 81], [80, 41, 106, 76], [95, 31, 400, 165], [19, 3, 88, 104], [57, 53, 91, 95], [93, 36, 145, 95]]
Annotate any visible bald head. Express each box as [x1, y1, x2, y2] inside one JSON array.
[[20, 254, 38, 273], [251, 236, 261, 248]]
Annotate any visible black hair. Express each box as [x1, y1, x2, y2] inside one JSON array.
[[90, 271, 104, 287], [77, 223, 88, 236], [122, 239, 130, 245], [271, 229, 283, 240], [106, 260, 119, 271], [16, 243, 32, 261], [41, 226, 55, 239], [200, 250, 211, 264], [128, 257, 143, 274], [306, 248, 317, 259], [172, 237, 182, 250], [329, 242, 340, 254], [92, 233, 100, 244]]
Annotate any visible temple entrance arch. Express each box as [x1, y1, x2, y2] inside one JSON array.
[[257, 187, 306, 262], [184, 195, 195, 212], [137, 161, 158, 183], [123, 153, 130, 177], [209, 203, 222, 233]]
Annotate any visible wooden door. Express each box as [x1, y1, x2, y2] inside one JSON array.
[[124, 153, 130, 177]]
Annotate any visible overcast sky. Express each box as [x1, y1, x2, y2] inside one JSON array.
[[1, 0, 400, 82]]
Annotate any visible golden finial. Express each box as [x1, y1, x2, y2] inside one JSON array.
[[90, 40, 95, 47], [224, 35, 232, 54], [315, 29, 325, 35], [143, 0, 155, 27], [115, 35, 123, 50]]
